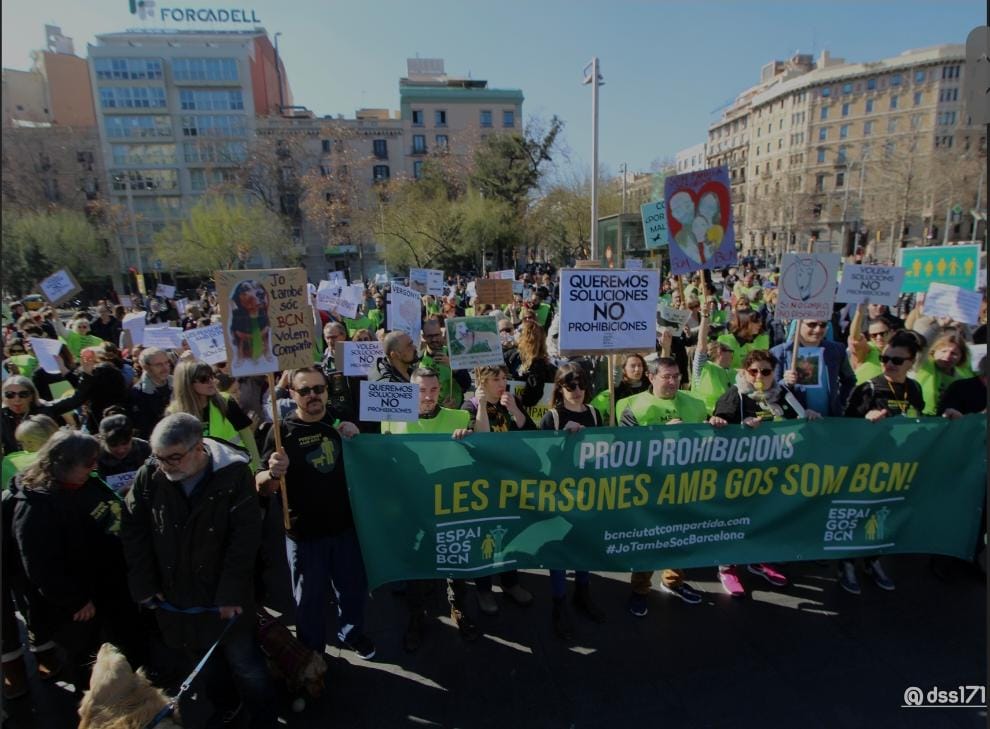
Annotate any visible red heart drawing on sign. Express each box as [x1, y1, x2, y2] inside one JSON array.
[[666, 180, 731, 265]]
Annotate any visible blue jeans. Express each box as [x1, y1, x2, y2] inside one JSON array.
[[286, 529, 368, 654], [549, 570, 590, 599]]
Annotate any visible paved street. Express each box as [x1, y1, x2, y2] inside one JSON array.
[[4, 554, 985, 729]]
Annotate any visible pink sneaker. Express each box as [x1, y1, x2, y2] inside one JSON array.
[[718, 566, 745, 598], [747, 563, 788, 587]]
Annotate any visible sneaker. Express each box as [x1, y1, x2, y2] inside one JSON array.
[[450, 606, 479, 642], [659, 582, 703, 604], [865, 559, 895, 591], [552, 600, 574, 640], [503, 584, 533, 607], [573, 584, 607, 623], [2, 656, 28, 700], [838, 561, 861, 595], [477, 589, 499, 616], [747, 563, 788, 587], [403, 612, 426, 653], [339, 632, 376, 660], [626, 592, 649, 618], [718, 568, 746, 598]]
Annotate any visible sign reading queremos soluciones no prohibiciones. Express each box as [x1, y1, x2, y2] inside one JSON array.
[[558, 268, 659, 354]]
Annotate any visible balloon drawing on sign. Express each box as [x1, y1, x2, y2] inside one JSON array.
[[667, 182, 729, 265], [782, 257, 829, 302]]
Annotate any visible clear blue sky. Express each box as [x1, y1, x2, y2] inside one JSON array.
[[3, 0, 985, 176]]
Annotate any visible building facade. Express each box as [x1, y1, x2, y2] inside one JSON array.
[[674, 142, 707, 174]]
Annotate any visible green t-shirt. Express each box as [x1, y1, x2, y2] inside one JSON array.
[[623, 389, 709, 425]]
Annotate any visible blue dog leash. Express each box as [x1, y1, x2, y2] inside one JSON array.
[[143, 602, 238, 729]]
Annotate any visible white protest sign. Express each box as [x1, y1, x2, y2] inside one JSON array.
[[105, 471, 138, 495], [446, 316, 505, 370], [119, 295, 134, 310], [410, 268, 445, 296], [143, 326, 184, 350], [344, 284, 365, 306], [121, 312, 146, 346], [776, 253, 840, 322], [493, 269, 515, 280], [466, 281, 477, 299], [155, 283, 176, 299], [658, 302, 691, 326], [327, 270, 347, 286], [359, 381, 418, 422], [924, 282, 983, 324], [512, 281, 524, 295], [175, 298, 189, 316], [316, 280, 342, 311], [835, 264, 905, 307], [558, 268, 659, 354], [184, 324, 229, 364], [334, 287, 360, 319], [38, 269, 82, 306], [374, 273, 388, 285], [338, 341, 384, 376], [29, 337, 64, 375], [387, 284, 422, 347]]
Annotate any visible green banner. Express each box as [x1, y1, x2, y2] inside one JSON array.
[[343, 417, 987, 589]]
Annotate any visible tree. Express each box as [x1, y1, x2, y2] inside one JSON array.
[[152, 193, 294, 273]]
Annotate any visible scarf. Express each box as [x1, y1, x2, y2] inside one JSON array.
[[734, 370, 785, 419]]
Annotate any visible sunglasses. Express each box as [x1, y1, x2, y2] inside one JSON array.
[[747, 367, 773, 377], [869, 330, 890, 339], [294, 384, 327, 397], [880, 355, 910, 365], [4, 390, 31, 399], [804, 322, 828, 330], [499, 328, 514, 334], [194, 373, 216, 384], [561, 380, 585, 392]]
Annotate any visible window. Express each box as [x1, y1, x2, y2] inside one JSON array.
[[890, 95, 898, 110], [182, 141, 247, 164], [821, 86, 831, 97], [865, 99, 874, 113], [863, 120, 874, 136], [189, 168, 235, 192], [181, 115, 245, 138], [817, 148, 826, 163], [319, 164, 331, 177], [840, 103, 850, 117], [111, 169, 178, 191], [321, 139, 332, 154], [936, 135, 954, 149], [435, 134, 448, 150], [503, 110, 515, 127], [178, 89, 243, 111], [867, 77, 877, 91], [111, 144, 176, 165], [912, 114, 923, 129], [836, 172, 845, 187], [837, 146, 847, 164], [937, 110, 957, 126], [884, 140, 895, 157], [939, 88, 959, 102], [890, 73, 902, 86], [413, 160, 423, 179], [172, 58, 238, 82], [840, 124, 849, 139], [887, 118, 898, 133], [915, 70, 926, 84], [819, 127, 828, 141], [942, 65, 960, 80], [815, 173, 826, 192], [372, 165, 390, 182], [820, 106, 829, 121], [434, 110, 447, 127], [842, 83, 853, 95], [94, 57, 163, 80], [105, 115, 172, 138], [412, 110, 424, 126], [913, 91, 923, 107], [99, 86, 167, 109], [480, 110, 492, 127], [372, 139, 388, 159], [412, 135, 426, 154]]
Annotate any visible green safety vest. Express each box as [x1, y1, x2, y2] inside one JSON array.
[[207, 398, 242, 445], [464, 307, 475, 317], [344, 316, 375, 338], [693, 362, 734, 414], [914, 359, 973, 416], [717, 332, 770, 370], [420, 351, 463, 407], [855, 346, 882, 384], [622, 389, 709, 425], [4, 354, 38, 379], [368, 309, 384, 332], [383, 407, 470, 435], [535, 302, 552, 328], [2, 451, 37, 490]]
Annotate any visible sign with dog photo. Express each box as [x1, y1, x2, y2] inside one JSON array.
[[446, 316, 504, 370]]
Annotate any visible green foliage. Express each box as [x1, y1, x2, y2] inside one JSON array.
[[152, 193, 294, 273], [471, 116, 563, 209]]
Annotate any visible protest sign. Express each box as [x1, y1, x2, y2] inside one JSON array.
[[625, 259, 644, 269], [215, 268, 313, 377], [466, 281, 477, 300], [474, 279, 513, 305], [410, 268, 445, 296], [512, 280, 525, 295], [49, 380, 75, 400], [657, 302, 691, 333], [342, 417, 987, 588], [508, 380, 555, 424], [338, 341, 384, 376], [184, 324, 229, 365], [38, 269, 82, 306], [899, 244, 981, 292], [359, 381, 418, 422], [795, 347, 825, 387], [640, 200, 668, 249], [776, 253, 840, 321], [29, 337, 64, 375], [664, 166, 736, 274], [558, 268, 659, 355], [315, 280, 342, 311], [143, 326, 184, 350], [492, 269, 515, 280], [327, 270, 347, 286], [446, 316, 504, 370], [155, 283, 176, 299], [121, 312, 146, 346], [374, 273, 388, 285], [387, 284, 422, 347], [175, 298, 189, 316], [923, 282, 983, 324], [835, 264, 905, 307], [119, 295, 134, 310], [105, 471, 138, 495]]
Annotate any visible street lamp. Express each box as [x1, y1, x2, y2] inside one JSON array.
[[273, 32, 284, 114], [113, 173, 143, 288], [840, 150, 870, 255], [583, 57, 603, 261]]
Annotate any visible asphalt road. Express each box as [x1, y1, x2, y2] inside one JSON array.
[[3, 554, 985, 729]]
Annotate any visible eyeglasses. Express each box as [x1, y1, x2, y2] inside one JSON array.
[[151, 446, 193, 467], [194, 373, 216, 384], [747, 367, 773, 377], [294, 384, 327, 397], [869, 330, 890, 339], [880, 355, 910, 365], [4, 390, 31, 399], [499, 328, 514, 334], [804, 322, 828, 330]]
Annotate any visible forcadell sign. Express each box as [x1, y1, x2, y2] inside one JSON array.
[[130, 0, 262, 23]]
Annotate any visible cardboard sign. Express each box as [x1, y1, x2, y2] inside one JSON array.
[[835, 264, 905, 307], [155, 284, 176, 299], [143, 326, 184, 350], [474, 279, 513, 305], [409, 268, 445, 296], [359, 381, 418, 422], [184, 324, 229, 365], [105, 471, 138, 495], [446, 316, 504, 370], [924, 282, 983, 324], [121, 312, 146, 346], [640, 200, 668, 249], [775, 253, 840, 322], [337, 341, 384, 377], [215, 268, 314, 377], [38, 269, 82, 306], [387, 284, 422, 347], [664, 166, 736, 274], [557, 268, 659, 354], [899, 244, 981, 292], [29, 337, 64, 375]]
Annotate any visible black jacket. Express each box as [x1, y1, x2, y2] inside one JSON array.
[[713, 381, 806, 423], [128, 376, 173, 440], [121, 438, 261, 651]]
